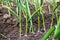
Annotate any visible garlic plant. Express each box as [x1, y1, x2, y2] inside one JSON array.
[[1, 0, 60, 39]]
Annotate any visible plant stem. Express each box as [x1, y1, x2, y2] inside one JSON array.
[[25, 13, 28, 36], [19, 23, 22, 37], [51, 0, 56, 27], [19, 10, 22, 37], [55, 9, 58, 23], [51, 11, 54, 26], [25, 0, 33, 35], [38, 15, 40, 32], [30, 18, 33, 32], [42, 10, 46, 32]]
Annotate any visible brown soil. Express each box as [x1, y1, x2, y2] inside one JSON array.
[[0, 5, 60, 40]]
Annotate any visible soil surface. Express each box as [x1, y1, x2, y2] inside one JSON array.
[[0, 5, 60, 40]]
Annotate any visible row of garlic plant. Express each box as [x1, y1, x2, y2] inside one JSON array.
[[2, 0, 44, 36], [42, 0, 60, 40], [2, 0, 33, 36], [28, 0, 46, 32], [1, 0, 60, 40]]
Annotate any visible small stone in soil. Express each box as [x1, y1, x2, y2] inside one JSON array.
[[3, 14, 11, 19]]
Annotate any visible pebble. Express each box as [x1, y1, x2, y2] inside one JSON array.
[[3, 14, 11, 19]]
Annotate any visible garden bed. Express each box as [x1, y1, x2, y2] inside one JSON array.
[[0, 0, 60, 40], [0, 6, 60, 40]]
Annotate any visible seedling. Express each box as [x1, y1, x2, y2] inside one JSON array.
[[28, 0, 46, 32], [51, 0, 59, 26]]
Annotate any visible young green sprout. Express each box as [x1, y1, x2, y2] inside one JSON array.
[[38, 0, 46, 32], [34, 0, 41, 32], [16, 0, 24, 37], [46, 0, 59, 27], [28, 0, 46, 32], [51, 0, 60, 27], [25, 0, 33, 36]]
